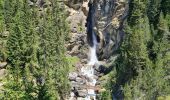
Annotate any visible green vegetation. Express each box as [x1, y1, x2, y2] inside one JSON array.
[[66, 56, 79, 72], [103, 0, 170, 99], [0, 0, 70, 99], [0, 0, 169, 100]]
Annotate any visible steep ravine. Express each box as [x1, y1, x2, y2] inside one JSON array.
[[65, 0, 128, 99]]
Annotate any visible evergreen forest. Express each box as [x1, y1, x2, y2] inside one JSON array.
[[0, 0, 169, 100]]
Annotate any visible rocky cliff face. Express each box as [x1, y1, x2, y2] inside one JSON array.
[[65, 0, 129, 99], [87, 0, 128, 60], [65, 0, 128, 61]]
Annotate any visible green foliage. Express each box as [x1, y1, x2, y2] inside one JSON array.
[[0, 0, 70, 99], [147, 0, 161, 26], [99, 68, 117, 100], [0, 0, 7, 61], [161, 0, 170, 15], [108, 0, 170, 99], [35, 1, 70, 99], [128, 0, 147, 26], [66, 56, 79, 72]]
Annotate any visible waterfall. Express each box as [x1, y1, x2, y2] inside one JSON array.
[[81, 31, 98, 100], [88, 32, 98, 65]]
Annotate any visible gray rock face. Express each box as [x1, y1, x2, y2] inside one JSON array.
[[64, 0, 84, 10], [65, 0, 128, 99], [69, 72, 78, 81], [86, 0, 128, 60], [78, 89, 87, 97]]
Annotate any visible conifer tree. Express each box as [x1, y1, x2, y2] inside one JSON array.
[[0, 0, 6, 61], [113, 0, 170, 99], [3, 0, 37, 99], [36, 1, 70, 99]]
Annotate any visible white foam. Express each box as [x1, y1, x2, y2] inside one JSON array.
[[81, 32, 98, 100]]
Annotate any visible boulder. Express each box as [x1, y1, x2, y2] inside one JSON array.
[[0, 62, 7, 69], [84, 75, 93, 82], [0, 69, 7, 78], [78, 89, 87, 97], [75, 77, 85, 83], [70, 45, 80, 55], [81, 0, 89, 16], [69, 72, 78, 80], [71, 81, 79, 88]]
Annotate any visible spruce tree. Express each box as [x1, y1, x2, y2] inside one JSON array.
[[113, 0, 170, 99], [0, 0, 6, 61], [36, 1, 70, 99], [3, 0, 37, 99]]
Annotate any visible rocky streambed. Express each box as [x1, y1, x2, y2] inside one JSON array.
[[69, 63, 103, 100]]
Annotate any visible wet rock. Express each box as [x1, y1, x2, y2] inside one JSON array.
[[78, 89, 87, 97], [98, 73, 104, 77], [83, 75, 93, 82], [94, 69, 100, 76], [76, 77, 85, 83], [77, 72, 84, 77], [93, 75, 98, 80], [71, 81, 79, 88], [95, 81, 100, 86], [93, 63, 100, 70], [77, 97, 85, 100], [72, 87, 79, 97], [69, 72, 78, 81]]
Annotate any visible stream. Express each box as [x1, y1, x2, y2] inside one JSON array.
[[81, 31, 99, 100]]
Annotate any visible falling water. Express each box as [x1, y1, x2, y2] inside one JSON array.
[[81, 31, 98, 100], [88, 32, 98, 65]]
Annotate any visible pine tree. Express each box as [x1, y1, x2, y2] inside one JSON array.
[[0, 0, 7, 61], [113, 0, 163, 99], [36, 1, 70, 99], [114, 0, 170, 99], [3, 0, 37, 99]]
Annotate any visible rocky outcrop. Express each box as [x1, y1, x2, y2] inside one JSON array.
[[65, 0, 128, 99], [65, 0, 128, 59], [86, 0, 128, 60], [0, 62, 7, 69], [65, 0, 90, 63], [64, 0, 89, 16]]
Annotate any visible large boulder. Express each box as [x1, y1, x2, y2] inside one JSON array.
[[64, 0, 83, 10], [69, 72, 78, 81], [75, 77, 85, 83], [78, 89, 87, 97], [0, 62, 7, 69]]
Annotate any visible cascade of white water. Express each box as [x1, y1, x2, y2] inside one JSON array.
[[81, 32, 98, 100], [88, 32, 98, 65]]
